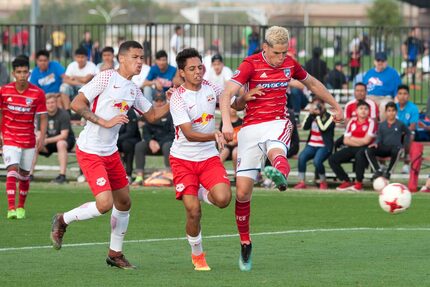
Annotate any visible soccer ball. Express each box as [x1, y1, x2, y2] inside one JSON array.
[[378, 183, 412, 214], [373, 176, 389, 192]]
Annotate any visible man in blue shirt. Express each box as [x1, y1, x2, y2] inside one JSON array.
[[30, 49, 66, 108], [142, 50, 177, 102], [363, 51, 401, 121], [401, 27, 424, 88], [395, 84, 419, 173]]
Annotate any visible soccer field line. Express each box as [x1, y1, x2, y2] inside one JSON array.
[[1, 227, 429, 253]]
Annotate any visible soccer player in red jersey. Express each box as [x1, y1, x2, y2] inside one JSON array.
[[219, 26, 343, 271], [0, 56, 47, 220], [50, 41, 170, 269]]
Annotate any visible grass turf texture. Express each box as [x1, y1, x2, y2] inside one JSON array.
[[1, 184, 430, 287]]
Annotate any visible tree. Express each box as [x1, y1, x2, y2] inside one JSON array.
[[367, 0, 403, 27]]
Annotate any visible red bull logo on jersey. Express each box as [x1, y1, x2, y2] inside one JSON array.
[[193, 113, 214, 125], [113, 101, 130, 113]]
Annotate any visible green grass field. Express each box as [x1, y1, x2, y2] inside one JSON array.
[[1, 184, 430, 287]]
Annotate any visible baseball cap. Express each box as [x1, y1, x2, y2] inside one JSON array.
[[375, 52, 387, 61], [211, 54, 223, 63]]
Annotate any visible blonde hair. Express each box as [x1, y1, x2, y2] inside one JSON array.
[[265, 26, 290, 47], [45, 93, 58, 101]]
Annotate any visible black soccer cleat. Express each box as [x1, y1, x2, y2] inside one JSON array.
[[50, 214, 67, 250], [239, 243, 252, 271], [106, 254, 137, 270]]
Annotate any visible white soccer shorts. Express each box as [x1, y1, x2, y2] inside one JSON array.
[[2, 145, 36, 171]]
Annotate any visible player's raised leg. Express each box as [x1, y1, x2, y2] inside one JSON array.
[[264, 145, 290, 191]]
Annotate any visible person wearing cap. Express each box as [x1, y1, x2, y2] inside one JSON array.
[[363, 51, 401, 121], [203, 54, 233, 89], [325, 61, 348, 91], [132, 93, 174, 186], [60, 47, 97, 110]]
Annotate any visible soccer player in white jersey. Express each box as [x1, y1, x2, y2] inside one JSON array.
[[169, 48, 250, 271], [220, 26, 344, 271], [50, 41, 170, 269]]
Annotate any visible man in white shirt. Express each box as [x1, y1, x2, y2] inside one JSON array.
[[59, 47, 97, 110], [50, 41, 170, 270], [203, 54, 233, 89], [169, 25, 183, 67]]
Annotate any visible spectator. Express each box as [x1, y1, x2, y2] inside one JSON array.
[[12, 28, 29, 56], [131, 57, 150, 90], [349, 47, 361, 80], [401, 27, 425, 88], [142, 50, 176, 102], [51, 29, 66, 60], [363, 51, 401, 121], [79, 31, 93, 61], [247, 25, 260, 56], [365, 102, 410, 180], [294, 98, 335, 190], [395, 84, 419, 173], [60, 47, 97, 110], [169, 25, 183, 67], [202, 45, 218, 72], [30, 50, 67, 109], [117, 109, 141, 182], [325, 61, 348, 91], [416, 114, 430, 141], [31, 94, 75, 184], [329, 100, 377, 191], [334, 35, 342, 56], [420, 176, 430, 193], [344, 82, 379, 124], [203, 54, 233, 89], [219, 108, 243, 176], [96, 46, 119, 73], [132, 93, 174, 186], [305, 47, 328, 83], [2, 27, 9, 52], [0, 61, 9, 86], [92, 41, 102, 65]]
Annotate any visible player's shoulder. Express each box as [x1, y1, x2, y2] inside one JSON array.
[[345, 99, 356, 107], [171, 85, 187, 100], [27, 83, 45, 95]]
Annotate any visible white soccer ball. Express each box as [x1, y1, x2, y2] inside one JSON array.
[[373, 176, 389, 192], [378, 183, 412, 214]]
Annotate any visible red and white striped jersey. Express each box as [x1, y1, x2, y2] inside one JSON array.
[[344, 98, 379, 120], [344, 117, 377, 139], [308, 120, 324, 147], [0, 82, 46, 148], [230, 51, 308, 127]]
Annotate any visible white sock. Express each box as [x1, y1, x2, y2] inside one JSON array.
[[187, 231, 203, 256], [109, 206, 130, 252], [197, 185, 213, 205], [63, 202, 102, 225]]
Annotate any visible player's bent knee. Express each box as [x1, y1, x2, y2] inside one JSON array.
[[96, 196, 114, 214], [187, 208, 201, 222]]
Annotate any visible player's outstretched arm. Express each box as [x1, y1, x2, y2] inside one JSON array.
[[231, 86, 262, 111], [220, 81, 241, 141], [301, 75, 344, 123], [179, 122, 224, 148], [71, 93, 129, 128], [143, 102, 170, 123]]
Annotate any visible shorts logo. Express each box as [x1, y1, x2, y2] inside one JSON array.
[[96, 177, 107, 186], [237, 158, 241, 168], [284, 68, 291, 78], [233, 70, 240, 78], [176, 183, 185, 192]]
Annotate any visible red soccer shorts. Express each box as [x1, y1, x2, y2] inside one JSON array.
[[76, 146, 128, 196], [169, 155, 230, 200]]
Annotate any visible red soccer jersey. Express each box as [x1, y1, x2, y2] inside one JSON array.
[[0, 82, 47, 148], [344, 98, 379, 120], [344, 117, 377, 139], [231, 51, 308, 127]]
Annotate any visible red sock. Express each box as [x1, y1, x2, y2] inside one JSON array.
[[273, 155, 291, 177], [6, 173, 17, 210], [235, 200, 251, 244], [17, 177, 30, 208]]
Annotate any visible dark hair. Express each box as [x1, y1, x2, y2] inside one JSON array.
[[75, 47, 88, 56], [118, 40, 143, 55], [397, 84, 409, 93], [211, 54, 223, 63], [312, 47, 322, 58], [12, 55, 29, 70], [354, 82, 366, 89], [176, 48, 202, 70], [385, 101, 397, 111], [356, 99, 370, 109], [155, 50, 168, 60], [174, 25, 182, 32], [36, 49, 50, 59], [101, 46, 114, 55]]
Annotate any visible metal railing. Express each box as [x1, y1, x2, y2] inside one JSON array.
[[0, 23, 428, 105]]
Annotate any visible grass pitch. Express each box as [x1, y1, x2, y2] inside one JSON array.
[[1, 183, 430, 287]]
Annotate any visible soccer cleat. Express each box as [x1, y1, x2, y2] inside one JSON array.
[[7, 209, 17, 219], [319, 181, 328, 190], [336, 181, 354, 191], [191, 253, 211, 271], [106, 254, 137, 270], [264, 166, 287, 191], [50, 214, 67, 250], [350, 182, 363, 192], [293, 181, 307, 189], [239, 243, 252, 271], [420, 186, 430, 193], [16, 208, 26, 219], [52, 174, 67, 184]]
